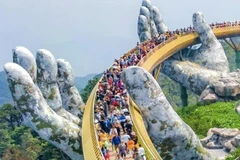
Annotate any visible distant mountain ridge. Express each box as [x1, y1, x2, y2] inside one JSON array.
[[0, 71, 98, 107], [0, 71, 13, 106]]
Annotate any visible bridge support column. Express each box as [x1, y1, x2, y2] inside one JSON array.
[[224, 38, 240, 69], [180, 85, 188, 107], [154, 64, 162, 80], [152, 69, 156, 77], [236, 50, 240, 69]]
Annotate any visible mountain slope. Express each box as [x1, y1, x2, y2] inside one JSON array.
[[0, 71, 13, 106]]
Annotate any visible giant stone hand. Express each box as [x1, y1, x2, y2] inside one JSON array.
[[132, 0, 240, 159], [122, 66, 213, 160], [4, 47, 84, 160], [138, 0, 168, 42]]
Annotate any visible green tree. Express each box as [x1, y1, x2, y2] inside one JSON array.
[[3, 128, 42, 160], [80, 77, 100, 103], [0, 104, 22, 130], [0, 104, 71, 160]]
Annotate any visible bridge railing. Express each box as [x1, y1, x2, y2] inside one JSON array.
[[82, 84, 104, 160]]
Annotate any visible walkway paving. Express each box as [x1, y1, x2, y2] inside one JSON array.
[[108, 141, 134, 160]]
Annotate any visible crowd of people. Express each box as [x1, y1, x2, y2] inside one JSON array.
[[94, 39, 155, 159], [93, 21, 240, 160]]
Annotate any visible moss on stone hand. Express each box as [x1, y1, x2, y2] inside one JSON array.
[[49, 88, 56, 100], [30, 66, 35, 74], [151, 119, 157, 124], [132, 94, 136, 99], [196, 145, 207, 155], [159, 120, 167, 131], [18, 95, 30, 105], [159, 138, 177, 156]]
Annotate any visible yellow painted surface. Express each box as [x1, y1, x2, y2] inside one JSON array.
[[82, 84, 104, 160], [82, 26, 240, 159]]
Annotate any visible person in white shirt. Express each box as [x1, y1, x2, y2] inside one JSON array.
[[138, 144, 146, 160], [121, 132, 130, 146]]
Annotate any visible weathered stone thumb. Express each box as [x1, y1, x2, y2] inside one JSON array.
[[192, 12, 229, 72], [122, 66, 213, 160], [4, 62, 83, 160]]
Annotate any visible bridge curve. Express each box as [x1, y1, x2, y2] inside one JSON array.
[[82, 25, 240, 160]]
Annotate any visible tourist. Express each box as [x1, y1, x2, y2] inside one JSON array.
[[119, 141, 127, 159], [127, 138, 135, 158], [121, 132, 131, 147], [112, 133, 121, 153], [138, 144, 146, 160]]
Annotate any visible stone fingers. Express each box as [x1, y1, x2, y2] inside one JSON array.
[[122, 66, 214, 160], [138, 15, 151, 42], [191, 12, 229, 72], [138, 0, 168, 42], [36, 49, 81, 125], [13, 46, 37, 82], [161, 60, 221, 95], [4, 63, 83, 160], [57, 59, 84, 119], [151, 6, 168, 34]]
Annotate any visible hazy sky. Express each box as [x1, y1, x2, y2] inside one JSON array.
[[1, 0, 239, 76]]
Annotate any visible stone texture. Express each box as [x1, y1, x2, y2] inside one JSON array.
[[138, 0, 165, 39], [199, 86, 220, 105], [140, 6, 151, 20], [12, 46, 37, 82], [4, 63, 83, 160], [192, 12, 229, 73], [122, 66, 213, 160], [202, 128, 240, 153], [36, 49, 80, 125], [142, 0, 152, 9], [223, 140, 234, 151], [161, 60, 221, 95], [151, 6, 168, 34], [139, 6, 158, 38], [211, 74, 240, 97], [57, 59, 84, 118], [232, 135, 240, 147], [138, 15, 151, 42]]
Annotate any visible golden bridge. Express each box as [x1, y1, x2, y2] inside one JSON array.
[[82, 26, 240, 160]]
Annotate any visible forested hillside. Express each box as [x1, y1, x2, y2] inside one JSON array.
[[0, 72, 12, 106]]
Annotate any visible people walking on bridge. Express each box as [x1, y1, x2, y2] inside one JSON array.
[[112, 133, 121, 153], [119, 141, 127, 159], [127, 138, 135, 158], [121, 132, 131, 147], [138, 144, 146, 160]]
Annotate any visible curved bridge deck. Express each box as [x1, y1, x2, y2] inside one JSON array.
[[82, 26, 240, 160]]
